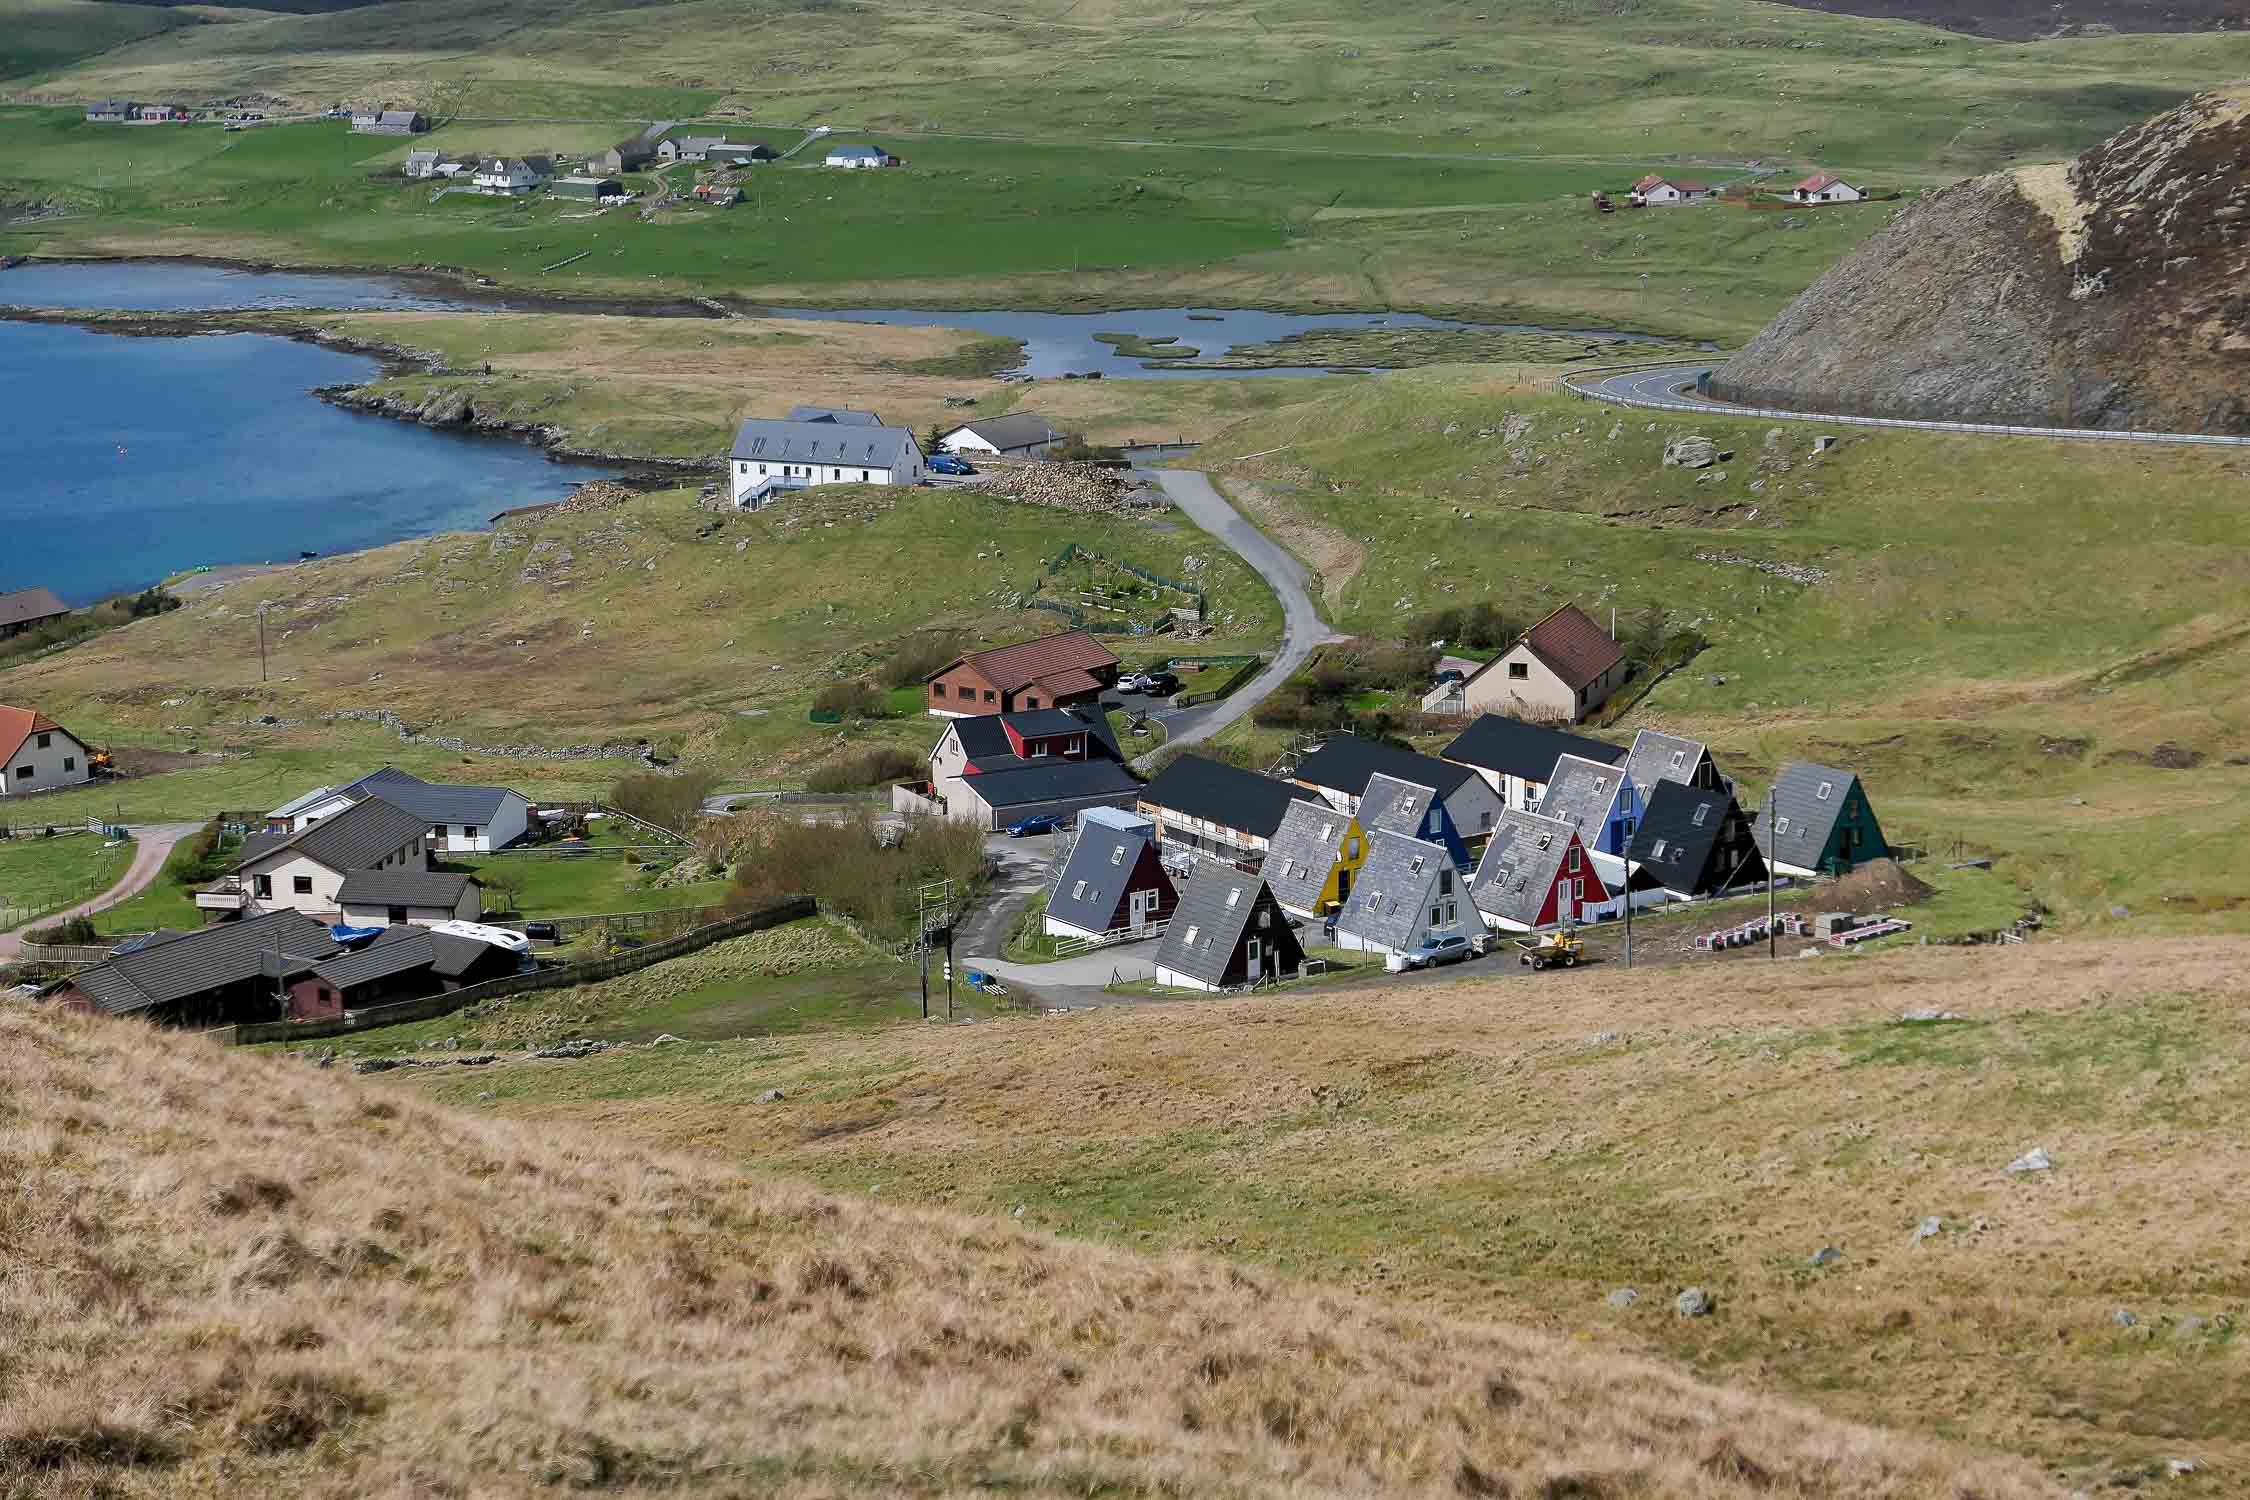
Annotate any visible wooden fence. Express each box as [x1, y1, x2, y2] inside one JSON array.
[[210, 895, 814, 1047], [14, 941, 119, 967]]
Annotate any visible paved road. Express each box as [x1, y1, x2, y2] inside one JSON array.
[[1141, 467, 1346, 758], [0, 822, 200, 960], [1566, 364, 2250, 448]]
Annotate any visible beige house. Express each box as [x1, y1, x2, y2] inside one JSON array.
[[1430, 605, 1628, 725], [219, 796, 431, 921], [0, 705, 95, 796], [337, 869, 481, 928]]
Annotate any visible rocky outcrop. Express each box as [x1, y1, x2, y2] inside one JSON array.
[[315, 382, 720, 473], [1712, 84, 2250, 434]]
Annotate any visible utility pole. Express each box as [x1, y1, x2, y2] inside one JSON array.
[[257, 605, 268, 683], [1622, 852, 1633, 969], [1767, 785, 1777, 960]]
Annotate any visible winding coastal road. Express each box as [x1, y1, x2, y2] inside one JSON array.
[[0, 822, 201, 961], [1565, 363, 2250, 448]]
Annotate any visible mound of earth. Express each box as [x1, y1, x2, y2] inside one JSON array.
[[1711, 85, 2250, 433], [1827, 857, 1935, 911]]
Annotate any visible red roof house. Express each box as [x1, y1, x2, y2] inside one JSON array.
[[925, 630, 1121, 716]]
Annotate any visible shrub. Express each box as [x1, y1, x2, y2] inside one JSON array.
[[811, 680, 885, 720], [728, 811, 986, 943], [880, 631, 971, 690], [1049, 432, 1126, 463], [26, 916, 100, 946], [1407, 600, 1513, 653], [608, 767, 722, 836], [804, 747, 920, 794]]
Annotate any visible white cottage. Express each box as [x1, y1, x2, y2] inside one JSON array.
[[727, 408, 924, 507], [1789, 171, 1864, 204], [0, 705, 94, 796]]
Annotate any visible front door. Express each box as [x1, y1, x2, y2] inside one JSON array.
[[1245, 937, 1262, 977], [1129, 888, 1155, 933]]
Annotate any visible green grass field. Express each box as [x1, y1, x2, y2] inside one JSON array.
[[448, 850, 729, 919], [0, 828, 132, 930]]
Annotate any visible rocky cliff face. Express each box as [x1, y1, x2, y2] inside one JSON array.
[[1712, 85, 2250, 434]]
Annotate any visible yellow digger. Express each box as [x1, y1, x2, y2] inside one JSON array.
[[1515, 928, 1584, 971]]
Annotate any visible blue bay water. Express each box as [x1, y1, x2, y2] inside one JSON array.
[[0, 320, 614, 605]]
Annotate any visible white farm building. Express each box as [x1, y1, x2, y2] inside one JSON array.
[[824, 144, 892, 168], [727, 406, 924, 507]]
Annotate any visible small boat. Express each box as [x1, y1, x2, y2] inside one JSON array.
[[299, 550, 318, 559]]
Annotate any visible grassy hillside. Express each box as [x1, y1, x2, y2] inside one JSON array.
[[387, 935, 2250, 1493], [1, 999, 2063, 1498], [1195, 367, 2250, 931], [0, 482, 1280, 820]]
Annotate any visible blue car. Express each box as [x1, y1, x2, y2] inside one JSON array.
[[1008, 813, 1061, 837], [928, 453, 977, 476]]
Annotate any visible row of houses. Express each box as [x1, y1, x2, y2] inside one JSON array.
[[1629, 170, 1867, 206], [82, 101, 190, 124]]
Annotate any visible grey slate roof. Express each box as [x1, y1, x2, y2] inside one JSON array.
[[238, 794, 429, 876], [267, 783, 344, 820], [1751, 761, 1863, 864], [787, 406, 884, 425], [67, 910, 339, 1016], [963, 758, 1140, 810], [238, 828, 291, 863], [1152, 864, 1275, 987], [0, 587, 68, 630], [1622, 729, 1712, 802], [1293, 735, 1477, 802], [730, 416, 919, 471], [1537, 753, 1628, 841], [946, 413, 1061, 451], [1047, 824, 1163, 933], [1138, 756, 1303, 840], [1626, 781, 1763, 893], [336, 869, 474, 909], [1442, 715, 1623, 783], [1355, 773, 1440, 842], [1262, 798, 1351, 913], [1470, 809, 1575, 928], [343, 767, 521, 827], [427, 929, 507, 978], [311, 929, 438, 990], [1334, 829, 1449, 951]]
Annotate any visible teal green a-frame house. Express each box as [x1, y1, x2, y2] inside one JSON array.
[[1751, 761, 1890, 878]]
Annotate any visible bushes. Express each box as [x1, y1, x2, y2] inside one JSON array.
[[609, 767, 722, 836], [26, 915, 99, 946], [1250, 638, 1439, 732], [880, 632, 970, 690], [811, 680, 886, 720], [1049, 433, 1126, 463], [727, 811, 987, 942], [804, 747, 920, 794], [1406, 600, 1513, 653]]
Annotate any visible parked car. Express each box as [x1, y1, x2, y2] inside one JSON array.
[[1007, 813, 1062, 837], [1118, 672, 1152, 693], [1401, 934, 1474, 970], [927, 453, 976, 475], [1143, 671, 1181, 696]]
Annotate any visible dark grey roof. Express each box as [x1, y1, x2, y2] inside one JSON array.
[[1355, 772, 1440, 842], [239, 829, 291, 863], [945, 413, 1061, 451], [1152, 865, 1274, 987], [239, 795, 429, 876], [311, 928, 438, 990], [951, 708, 1117, 765], [1470, 809, 1575, 927], [963, 758, 1140, 809], [730, 416, 919, 471], [1334, 829, 1449, 951], [1138, 756, 1303, 840], [1623, 729, 1711, 802], [1536, 753, 1628, 840], [344, 767, 521, 826], [1047, 825, 1163, 933], [1441, 715, 1623, 783], [1262, 798, 1351, 912], [67, 910, 339, 1016], [0, 588, 68, 629], [787, 406, 885, 425], [1293, 735, 1476, 802], [1626, 781, 1763, 893], [1752, 761, 1866, 864], [426, 929, 508, 978], [336, 869, 473, 909]]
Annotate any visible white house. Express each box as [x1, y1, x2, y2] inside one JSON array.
[[938, 414, 1062, 457], [0, 705, 94, 797], [1630, 174, 1710, 206], [1331, 829, 1481, 968], [1431, 604, 1628, 724], [1790, 171, 1863, 204], [229, 796, 431, 921], [824, 144, 891, 168], [473, 157, 543, 195], [265, 767, 531, 853], [727, 407, 924, 507]]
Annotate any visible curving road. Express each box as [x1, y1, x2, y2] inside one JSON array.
[[0, 822, 202, 960], [1565, 363, 2250, 449]]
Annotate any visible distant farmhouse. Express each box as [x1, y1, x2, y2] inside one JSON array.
[[404, 149, 466, 179], [658, 135, 776, 165], [824, 143, 895, 169], [727, 406, 925, 507], [472, 157, 546, 196], [352, 108, 429, 136], [1789, 171, 1864, 204], [937, 414, 1063, 457], [1630, 174, 1711, 205], [0, 704, 94, 796], [0, 587, 70, 639], [597, 138, 656, 174], [131, 104, 187, 124], [1428, 605, 1627, 724], [84, 100, 136, 123]]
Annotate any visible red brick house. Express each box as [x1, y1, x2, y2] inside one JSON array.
[[925, 630, 1120, 716]]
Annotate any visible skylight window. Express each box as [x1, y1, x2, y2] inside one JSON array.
[[1692, 804, 1710, 827], [1319, 821, 1335, 840], [1535, 832, 1552, 850], [1184, 924, 1200, 945], [1226, 887, 1242, 908], [1111, 845, 1126, 865], [1409, 855, 1425, 875], [1670, 750, 1685, 768], [1651, 838, 1669, 860], [1817, 780, 1834, 801], [1071, 880, 1087, 898], [1775, 816, 1791, 835]]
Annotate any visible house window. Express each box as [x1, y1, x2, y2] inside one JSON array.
[[1444, 899, 1457, 923], [1401, 797, 1419, 815], [35, 733, 49, 749], [1691, 803, 1710, 827], [1431, 904, 1443, 927], [255, 874, 273, 898], [1508, 662, 1529, 680], [1573, 878, 1585, 900], [63, 757, 75, 772], [984, 691, 996, 703], [1535, 832, 1552, 851], [1594, 777, 1608, 792], [1817, 781, 1834, 801], [13, 766, 29, 782], [388, 905, 408, 923], [1621, 818, 1635, 839], [1030, 740, 1048, 758], [292, 875, 313, 895], [1481, 810, 1492, 829], [1438, 868, 1453, 895], [1257, 909, 1271, 928], [1567, 847, 1580, 873], [1025, 697, 1040, 708], [1110, 846, 1125, 866], [932, 683, 946, 697], [1409, 855, 1425, 875]]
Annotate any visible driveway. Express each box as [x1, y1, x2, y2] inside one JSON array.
[[0, 821, 201, 960], [1565, 363, 2250, 449], [1141, 467, 1347, 757]]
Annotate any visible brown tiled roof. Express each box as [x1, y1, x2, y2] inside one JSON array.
[[1795, 171, 1844, 192], [1633, 173, 1665, 191], [935, 631, 1118, 693], [1518, 605, 1625, 691], [0, 704, 66, 764], [0, 588, 69, 630], [1031, 666, 1104, 698]]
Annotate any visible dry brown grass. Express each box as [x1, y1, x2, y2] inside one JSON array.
[[0, 1002, 2061, 1498], [402, 936, 2250, 1491]]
